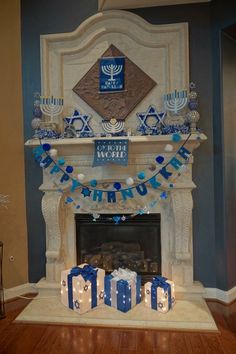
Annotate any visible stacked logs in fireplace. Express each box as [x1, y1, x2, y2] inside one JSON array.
[[81, 241, 159, 274]]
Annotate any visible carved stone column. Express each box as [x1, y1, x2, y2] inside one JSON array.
[[41, 191, 64, 282], [171, 189, 193, 286]]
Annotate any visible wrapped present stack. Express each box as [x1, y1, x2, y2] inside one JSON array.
[[61, 263, 105, 314], [144, 276, 175, 313], [104, 268, 141, 313]]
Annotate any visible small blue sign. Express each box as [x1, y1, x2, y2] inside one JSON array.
[[93, 139, 129, 166], [99, 57, 125, 92]]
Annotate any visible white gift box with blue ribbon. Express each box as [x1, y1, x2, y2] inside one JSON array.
[[61, 263, 105, 315], [144, 276, 175, 313], [104, 268, 141, 313]]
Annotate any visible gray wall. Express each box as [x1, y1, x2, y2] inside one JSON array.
[[222, 33, 236, 290], [21, 0, 236, 290]]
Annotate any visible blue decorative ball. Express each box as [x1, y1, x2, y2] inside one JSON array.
[[114, 182, 121, 190], [169, 183, 174, 188], [172, 133, 181, 143], [188, 101, 198, 110], [138, 171, 145, 180], [66, 166, 73, 173], [58, 158, 65, 165], [42, 143, 51, 151], [90, 179, 97, 187], [156, 155, 165, 164]]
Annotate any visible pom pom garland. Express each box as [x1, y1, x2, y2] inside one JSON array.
[[66, 166, 73, 173], [42, 143, 51, 151], [77, 173, 85, 182], [164, 144, 173, 152], [49, 149, 58, 158], [126, 177, 134, 186], [114, 182, 121, 190], [156, 155, 164, 164], [137, 172, 145, 180], [172, 133, 181, 143], [90, 179, 97, 187]]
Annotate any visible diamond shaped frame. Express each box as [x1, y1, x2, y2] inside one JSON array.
[[73, 45, 157, 121]]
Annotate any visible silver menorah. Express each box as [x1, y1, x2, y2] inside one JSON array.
[[164, 90, 187, 115], [101, 64, 122, 81], [40, 95, 64, 120]]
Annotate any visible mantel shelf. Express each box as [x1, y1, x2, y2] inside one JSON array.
[[25, 133, 207, 147]]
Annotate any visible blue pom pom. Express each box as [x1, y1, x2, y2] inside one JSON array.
[[66, 166, 73, 173], [172, 133, 181, 142], [169, 183, 174, 188], [58, 158, 65, 165], [137, 172, 145, 180], [90, 179, 97, 187], [114, 182, 121, 190], [42, 143, 51, 151], [156, 155, 165, 164]]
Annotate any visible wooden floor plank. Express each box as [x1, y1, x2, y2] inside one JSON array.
[[0, 297, 236, 354]]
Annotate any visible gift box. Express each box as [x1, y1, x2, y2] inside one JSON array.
[[144, 276, 175, 313], [61, 263, 105, 314], [104, 268, 141, 313]]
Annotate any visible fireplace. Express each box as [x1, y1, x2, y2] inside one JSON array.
[[25, 9, 207, 301], [75, 214, 161, 283]]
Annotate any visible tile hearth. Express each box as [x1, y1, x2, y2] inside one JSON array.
[[15, 295, 218, 332]]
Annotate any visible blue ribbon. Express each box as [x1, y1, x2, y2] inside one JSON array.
[[104, 274, 141, 313], [67, 265, 98, 310], [151, 276, 172, 310]]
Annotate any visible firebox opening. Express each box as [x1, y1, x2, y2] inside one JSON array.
[[75, 214, 161, 283]]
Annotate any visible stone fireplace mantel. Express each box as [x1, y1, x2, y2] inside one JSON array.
[[26, 133, 207, 300]]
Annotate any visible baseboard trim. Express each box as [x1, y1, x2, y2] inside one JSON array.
[[4, 283, 38, 301], [205, 286, 236, 304]]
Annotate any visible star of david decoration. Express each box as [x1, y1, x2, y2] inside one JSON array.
[[99, 291, 104, 300], [62, 280, 66, 287], [64, 110, 93, 137], [73, 45, 156, 121], [74, 300, 80, 309], [146, 289, 150, 295], [137, 105, 166, 135], [81, 188, 91, 198], [158, 302, 164, 309], [83, 284, 89, 292]]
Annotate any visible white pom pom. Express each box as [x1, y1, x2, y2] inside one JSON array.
[[126, 177, 134, 186], [164, 144, 173, 152], [77, 173, 85, 182], [49, 149, 58, 158]]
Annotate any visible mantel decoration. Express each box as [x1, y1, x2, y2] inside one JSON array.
[[32, 130, 201, 223]]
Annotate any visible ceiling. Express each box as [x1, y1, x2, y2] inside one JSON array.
[[98, 0, 211, 11]]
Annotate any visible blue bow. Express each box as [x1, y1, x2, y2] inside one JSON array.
[[68, 265, 98, 310], [151, 276, 172, 310]]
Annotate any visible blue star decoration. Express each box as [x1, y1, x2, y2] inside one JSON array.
[[136, 105, 166, 135], [64, 109, 93, 137], [81, 187, 91, 197]]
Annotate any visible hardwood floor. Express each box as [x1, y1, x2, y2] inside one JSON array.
[[0, 297, 235, 354]]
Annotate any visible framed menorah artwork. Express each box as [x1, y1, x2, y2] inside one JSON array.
[[99, 56, 125, 92], [73, 44, 156, 121]]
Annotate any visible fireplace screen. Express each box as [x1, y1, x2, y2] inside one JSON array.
[[75, 214, 161, 282]]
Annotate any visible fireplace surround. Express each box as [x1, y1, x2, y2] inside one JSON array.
[[26, 134, 207, 300], [24, 10, 208, 301]]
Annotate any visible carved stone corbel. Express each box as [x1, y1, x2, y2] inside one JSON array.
[[171, 189, 193, 261], [41, 191, 64, 281]]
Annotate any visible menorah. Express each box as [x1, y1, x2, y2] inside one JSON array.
[[101, 64, 123, 81], [164, 90, 187, 115], [40, 95, 64, 121]]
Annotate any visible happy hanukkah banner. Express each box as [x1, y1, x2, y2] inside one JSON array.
[[99, 57, 125, 92], [93, 139, 129, 166], [33, 133, 193, 212]]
